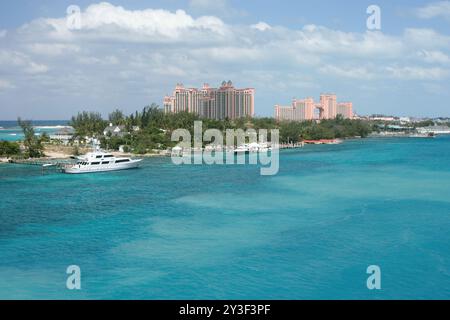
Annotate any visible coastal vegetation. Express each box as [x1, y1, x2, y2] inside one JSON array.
[[69, 111, 107, 140], [3, 107, 442, 160], [0, 119, 52, 159], [278, 115, 372, 142], [17, 118, 45, 158], [68, 105, 373, 153], [0, 141, 20, 157]]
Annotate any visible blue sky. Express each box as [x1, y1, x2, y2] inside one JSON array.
[[0, 0, 450, 119]]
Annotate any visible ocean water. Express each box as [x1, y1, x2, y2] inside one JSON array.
[[0, 137, 449, 299], [0, 120, 69, 141]]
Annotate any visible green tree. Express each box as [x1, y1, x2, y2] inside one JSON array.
[[70, 111, 107, 140], [108, 109, 125, 125], [0, 141, 21, 157], [18, 118, 44, 158], [40, 132, 50, 143]]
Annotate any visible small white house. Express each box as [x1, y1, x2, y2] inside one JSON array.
[[103, 124, 127, 137]]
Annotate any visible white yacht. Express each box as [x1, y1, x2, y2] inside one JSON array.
[[233, 144, 250, 154], [63, 151, 142, 174], [233, 143, 272, 154]]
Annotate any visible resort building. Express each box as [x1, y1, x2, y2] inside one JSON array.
[[320, 94, 337, 119], [275, 98, 315, 122], [163, 81, 255, 120], [275, 94, 353, 121], [337, 102, 353, 119], [49, 128, 75, 145]]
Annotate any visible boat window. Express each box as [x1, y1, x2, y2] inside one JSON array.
[[96, 155, 102, 159], [102, 162, 109, 165], [104, 155, 114, 158], [115, 159, 130, 163], [91, 162, 100, 165]]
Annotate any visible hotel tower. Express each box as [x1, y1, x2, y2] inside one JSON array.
[[164, 81, 255, 120], [275, 94, 353, 121]]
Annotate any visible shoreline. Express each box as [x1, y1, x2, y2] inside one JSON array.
[[2, 135, 447, 166]]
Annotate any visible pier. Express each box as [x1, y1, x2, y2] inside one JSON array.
[[8, 158, 74, 174]]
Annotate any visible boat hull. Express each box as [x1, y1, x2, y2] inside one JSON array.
[[63, 159, 142, 174]]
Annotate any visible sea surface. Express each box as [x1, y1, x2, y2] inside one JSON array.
[[0, 136, 449, 299], [0, 120, 70, 141]]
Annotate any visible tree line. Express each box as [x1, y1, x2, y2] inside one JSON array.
[[69, 104, 373, 154], [0, 119, 48, 158]]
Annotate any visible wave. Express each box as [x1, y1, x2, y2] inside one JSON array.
[[33, 125, 73, 130]]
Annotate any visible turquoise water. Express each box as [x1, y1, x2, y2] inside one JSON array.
[[0, 137, 449, 299], [0, 120, 69, 141]]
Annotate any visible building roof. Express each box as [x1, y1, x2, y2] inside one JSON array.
[[103, 125, 127, 136]]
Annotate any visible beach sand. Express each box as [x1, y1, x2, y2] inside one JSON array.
[[0, 145, 167, 163]]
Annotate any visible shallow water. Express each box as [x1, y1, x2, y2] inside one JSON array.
[[0, 120, 69, 141], [0, 137, 449, 299]]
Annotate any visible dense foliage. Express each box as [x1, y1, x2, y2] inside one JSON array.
[[69, 111, 108, 139], [69, 104, 373, 153], [0, 141, 20, 157], [279, 115, 373, 142], [18, 118, 45, 158]]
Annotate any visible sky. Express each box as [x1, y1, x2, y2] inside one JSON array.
[[0, 0, 450, 120]]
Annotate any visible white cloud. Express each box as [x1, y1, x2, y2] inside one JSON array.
[[0, 50, 49, 74], [417, 50, 450, 64], [27, 61, 49, 74], [251, 22, 272, 31], [416, 1, 450, 20], [0, 30, 6, 38], [1, 1, 450, 118], [191, 46, 264, 62], [319, 65, 377, 80], [404, 28, 450, 48], [27, 43, 80, 56], [77, 55, 119, 65], [0, 79, 15, 90], [292, 25, 404, 59], [40, 2, 228, 42], [386, 66, 449, 80], [320, 64, 450, 81]]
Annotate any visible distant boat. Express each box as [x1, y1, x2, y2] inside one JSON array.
[[234, 144, 250, 154], [233, 143, 272, 154], [63, 151, 142, 174]]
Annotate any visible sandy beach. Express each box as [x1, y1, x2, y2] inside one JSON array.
[[42, 145, 166, 160]]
